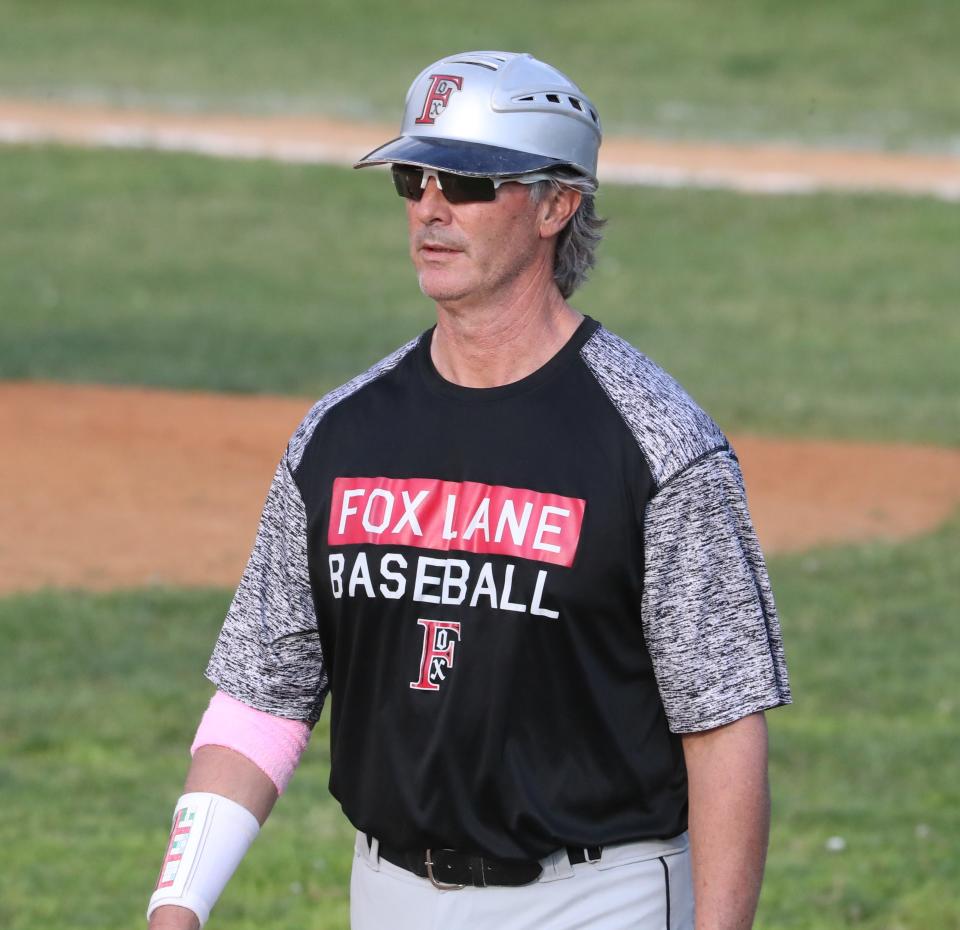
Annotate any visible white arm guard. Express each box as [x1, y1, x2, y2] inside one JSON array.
[[147, 792, 260, 927]]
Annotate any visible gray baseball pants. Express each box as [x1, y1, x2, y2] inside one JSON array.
[[350, 831, 694, 929]]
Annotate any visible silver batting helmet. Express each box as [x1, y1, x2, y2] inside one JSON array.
[[354, 51, 602, 183]]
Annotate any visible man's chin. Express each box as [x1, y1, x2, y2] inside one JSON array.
[[417, 272, 471, 303]]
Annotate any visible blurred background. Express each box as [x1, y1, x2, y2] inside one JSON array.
[[0, 2, 958, 927]]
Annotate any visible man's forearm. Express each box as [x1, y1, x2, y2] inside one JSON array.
[[681, 712, 770, 930], [183, 744, 280, 824], [148, 745, 279, 929]]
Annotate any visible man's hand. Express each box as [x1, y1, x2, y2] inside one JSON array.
[[681, 711, 770, 930]]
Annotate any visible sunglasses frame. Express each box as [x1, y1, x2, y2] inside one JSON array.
[[391, 165, 556, 204]]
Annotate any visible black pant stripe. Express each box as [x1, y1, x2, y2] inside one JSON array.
[[658, 856, 671, 930]]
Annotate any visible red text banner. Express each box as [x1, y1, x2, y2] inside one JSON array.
[[329, 476, 585, 568]]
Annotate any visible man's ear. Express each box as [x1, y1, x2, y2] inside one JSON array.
[[538, 187, 582, 239]]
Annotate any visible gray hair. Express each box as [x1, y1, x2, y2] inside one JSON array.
[[529, 170, 606, 298]]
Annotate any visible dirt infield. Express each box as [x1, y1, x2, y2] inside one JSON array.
[[2, 381, 958, 594], [2, 98, 960, 199]]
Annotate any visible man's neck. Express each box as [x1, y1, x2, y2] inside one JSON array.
[[430, 282, 583, 389]]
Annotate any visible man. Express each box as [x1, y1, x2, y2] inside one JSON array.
[[147, 51, 790, 930]]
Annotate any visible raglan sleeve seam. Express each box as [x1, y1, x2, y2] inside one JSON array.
[[650, 442, 733, 498]]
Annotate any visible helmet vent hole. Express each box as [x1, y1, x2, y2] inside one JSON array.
[[569, 97, 583, 111], [518, 95, 535, 101], [546, 93, 560, 103], [589, 109, 599, 124]]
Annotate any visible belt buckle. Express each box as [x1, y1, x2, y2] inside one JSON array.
[[424, 849, 467, 890]]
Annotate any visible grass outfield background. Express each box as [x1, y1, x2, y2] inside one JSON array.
[[1, 1, 959, 927], [1, 146, 958, 445], [1, 0, 959, 150]]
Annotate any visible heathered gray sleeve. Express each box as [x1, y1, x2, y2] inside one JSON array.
[[642, 449, 791, 732], [206, 456, 328, 724], [581, 325, 790, 731]]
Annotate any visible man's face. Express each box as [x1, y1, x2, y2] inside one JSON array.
[[404, 173, 548, 306]]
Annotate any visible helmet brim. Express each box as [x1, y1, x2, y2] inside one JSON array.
[[353, 135, 566, 177]]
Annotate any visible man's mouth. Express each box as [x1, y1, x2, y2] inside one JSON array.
[[421, 242, 462, 254]]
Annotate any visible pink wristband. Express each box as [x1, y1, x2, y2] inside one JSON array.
[[191, 691, 311, 795]]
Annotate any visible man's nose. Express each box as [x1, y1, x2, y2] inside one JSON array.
[[413, 176, 451, 221]]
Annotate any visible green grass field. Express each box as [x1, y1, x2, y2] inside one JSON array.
[[2, 519, 957, 930], [2, 145, 958, 445], [1, 0, 959, 149]]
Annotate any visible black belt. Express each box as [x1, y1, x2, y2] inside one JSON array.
[[371, 837, 603, 889]]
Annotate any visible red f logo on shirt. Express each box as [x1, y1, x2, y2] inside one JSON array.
[[411, 619, 461, 691], [415, 74, 464, 124]]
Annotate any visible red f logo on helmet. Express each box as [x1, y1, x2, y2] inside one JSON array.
[[415, 74, 464, 125]]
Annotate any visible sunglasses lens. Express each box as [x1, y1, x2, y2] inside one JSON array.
[[391, 165, 498, 204], [437, 172, 497, 204], [392, 165, 425, 201]]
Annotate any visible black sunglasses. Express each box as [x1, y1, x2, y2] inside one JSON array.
[[391, 165, 553, 205]]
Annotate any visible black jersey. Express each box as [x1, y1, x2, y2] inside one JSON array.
[[207, 317, 790, 860]]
